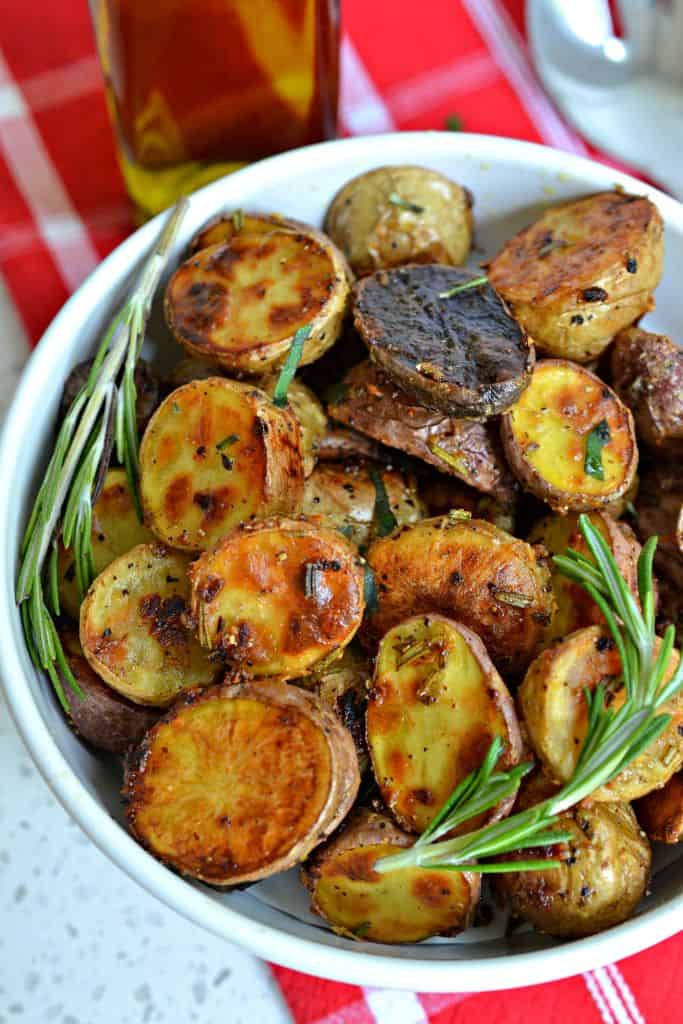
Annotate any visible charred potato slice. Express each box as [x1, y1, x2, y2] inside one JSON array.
[[528, 511, 641, 646], [365, 514, 554, 676], [187, 210, 304, 254], [165, 224, 351, 374], [488, 191, 664, 362], [329, 361, 517, 502], [58, 626, 160, 754], [139, 378, 303, 551], [610, 327, 683, 456], [367, 615, 522, 833], [323, 165, 473, 276], [125, 680, 359, 886], [501, 359, 638, 513], [353, 266, 533, 418], [259, 375, 327, 477], [635, 464, 683, 589], [190, 516, 365, 679], [302, 808, 480, 943], [57, 468, 156, 620], [635, 772, 683, 843], [308, 644, 370, 773], [519, 625, 683, 801], [302, 461, 424, 548], [496, 795, 650, 938], [80, 543, 217, 706]]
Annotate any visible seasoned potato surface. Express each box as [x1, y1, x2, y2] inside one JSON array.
[[187, 210, 304, 254], [140, 378, 303, 551], [610, 327, 683, 455], [259, 375, 327, 477], [635, 772, 683, 843]]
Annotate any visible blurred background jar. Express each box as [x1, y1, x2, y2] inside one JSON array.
[[91, 0, 340, 220]]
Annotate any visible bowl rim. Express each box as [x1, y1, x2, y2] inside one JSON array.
[[2, 131, 682, 992]]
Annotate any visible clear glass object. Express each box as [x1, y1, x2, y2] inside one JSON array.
[[91, 0, 340, 220]]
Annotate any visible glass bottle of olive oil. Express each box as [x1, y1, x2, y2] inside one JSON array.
[[91, 0, 340, 220]]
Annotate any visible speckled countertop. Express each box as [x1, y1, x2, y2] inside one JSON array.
[[0, 284, 291, 1024]]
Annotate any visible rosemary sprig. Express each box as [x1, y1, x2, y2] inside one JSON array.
[[439, 275, 488, 300], [16, 199, 188, 711], [376, 514, 683, 874], [388, 192, 424, 214], [272, 325, 312, 407], [370, 468, 397, 538]]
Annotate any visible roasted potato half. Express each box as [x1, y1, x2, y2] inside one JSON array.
[[367, 615, 522, 834], [58, 468, 157, 620], [302, 808, 480, 943], [635, 772, 683, 843], [165, 224, 351, 374], [329, 361, 517, 502], [610, 327, 683, 456], [635, 464, 683, 589], [187, 210, 304, 255], [528, 511, 641, 646], [302, 461, 424, 549], [365, 514, 554, 676], [80, 543, 218, 706], [501, 359, 638, 513], [58, 626, 160, 754], [125, 680, 360, 886], [259, 375, 327, 477], [139, 378, 303, 551], [190, 516, 365, 679], [496, 796, 650, 938], [519, 625, 683, 801], [488, 191, 664, 362], [323, 165, 473, 276], [353, 266, 533, 418]]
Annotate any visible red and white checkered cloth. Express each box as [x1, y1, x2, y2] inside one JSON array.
[[0, 1, 680, 1020]]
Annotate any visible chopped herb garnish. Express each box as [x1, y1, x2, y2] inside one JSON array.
[[395, 639, 430, 669], [495, 590, 533, 608], [428, 441, 469, 477], [584, 419, 611, 480], [445, 114, 463, 131], [363, 563, 378, 614], [304, 561, 323, 601], [232, 208, 244, 233], [272, 325, 312, 407], [388, 192, 424, 214], [216, 433, 239, 451], [352, 921, 372, 938], [370, 468, 397, 537], [172, 401, 180, 413], [439, 275, 488, 299]]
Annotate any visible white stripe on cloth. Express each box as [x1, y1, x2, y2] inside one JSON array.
[[362, 988, 428, 1024], [19, 55, 103, 113], [314, 995, 375, 1024], [605, 964, 647, 1024], [0, 49, 99, 293], [383, 50, 500, 123], [584, 971, 618, 1024], [587, 967, 642, 1024], [340, 35, 396, 135], [460, 0, 588, 155]]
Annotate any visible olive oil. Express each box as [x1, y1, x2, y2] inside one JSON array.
[[92, 0, 340, 219]]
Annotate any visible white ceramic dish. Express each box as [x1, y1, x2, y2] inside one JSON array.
[[1, 132, 681, 992]]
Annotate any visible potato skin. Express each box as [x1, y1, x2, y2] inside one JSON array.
[[165, 224, 351, 374], [140, 378, 304, 552], [496, 799, 650, 938], [488, 191, 663, 362], [367, 615, 522, 834], [329, 361, 517, 503], [307, 644, 371, 774], [313, 425, 383, 463], [80, 543, 218, 707], [190, 515, 366, 679], [58, 627, 160, 754], [365, 515, 555, 676], [635, 772, 683, 843], [302, 461, 424, 548], [124, 680, 360, 887], [501, 359, 638, 513], [324, 165, 473, 276], [519, 625, 683, 801], [610, 327, 683, 455], [302, 807, 480, 943], [635, 463, 683, 589], [258, 375, 327, 478]]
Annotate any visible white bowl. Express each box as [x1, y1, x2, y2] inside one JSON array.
[[1, 132, 681, 992]]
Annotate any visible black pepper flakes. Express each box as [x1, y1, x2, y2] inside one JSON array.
[[582, 287, 608, 302], [626, 257, 638, 274]]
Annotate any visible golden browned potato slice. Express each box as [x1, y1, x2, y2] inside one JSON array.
[[501, 360, 638, 513], [610, 327, 683, 456], [496, 794, 650, 938], [80, 543, 218, 706], [190, 516, 365, 679], [323, 165, 473, 277], [488, 191, 663, 362], [635, 772, 683, 843], [187, 210, 304, 255], [58, 626, 160, 755], [165, 224, 351, 374], [139, 378, 303, 552], [302, 461, 424, 548], [353, 266, 533, 418], [58, 468, 156, 619], [259, 375, 327, 477], [302, 808, 480, 943], [367, 615, 522, 834], [307, 644, 370, 773], [528, 511, 641, 646], [365, 514, 554, 676], [329, 361, 517, 503], [635, 464, 683, 589], [125, 680, 360, 886], [519, 625, 683, 801]]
